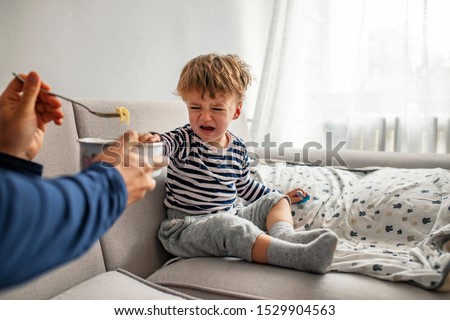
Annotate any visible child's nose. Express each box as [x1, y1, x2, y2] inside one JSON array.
[[200, 111, 212, 120]]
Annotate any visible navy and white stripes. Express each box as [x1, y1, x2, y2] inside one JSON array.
[[160, 124, 275, 214]]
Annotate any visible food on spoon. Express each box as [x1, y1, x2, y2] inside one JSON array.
[[116, 106, 130, 125]]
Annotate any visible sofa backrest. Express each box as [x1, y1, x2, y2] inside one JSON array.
[[72, 99, 252, 278], [72, 99, 251, 142], [0, 100, 106, 299], [253, 145, 450, 169], [33, 100, 80, 176], [72, 100, 184, 278]]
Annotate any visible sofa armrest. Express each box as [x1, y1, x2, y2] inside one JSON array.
[[250, 147, 450, 170]]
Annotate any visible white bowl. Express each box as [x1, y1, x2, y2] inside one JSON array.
[[78, 137, 166, 177]]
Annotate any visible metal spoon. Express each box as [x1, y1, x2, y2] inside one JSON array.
[[12, 72, 120, 119]]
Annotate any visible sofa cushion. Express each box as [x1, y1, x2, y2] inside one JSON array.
[[99, 170, 173, 278], [148, 257, 450, 299], [52, 269, 194, 300]]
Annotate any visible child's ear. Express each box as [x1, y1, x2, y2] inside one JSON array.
[[233, 102, 243, 120]]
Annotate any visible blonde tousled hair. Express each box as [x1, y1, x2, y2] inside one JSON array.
[[176, 53, 252, 101]]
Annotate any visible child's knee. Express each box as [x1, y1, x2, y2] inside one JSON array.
[[265, 192, 291, 210], [276, 196, 291, 209], [214, 213, 260, 237]]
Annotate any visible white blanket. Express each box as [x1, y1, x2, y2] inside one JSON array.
[[252, 162, 450, 290]]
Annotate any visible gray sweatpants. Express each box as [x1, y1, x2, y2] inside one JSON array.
[[158, 192, 289, 262]]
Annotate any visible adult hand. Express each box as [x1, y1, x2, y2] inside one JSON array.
[[0, 71, 63, 160], [94, 130, 157, 205]]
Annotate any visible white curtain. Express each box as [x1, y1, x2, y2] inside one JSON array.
[[252, 0, 450, 153]]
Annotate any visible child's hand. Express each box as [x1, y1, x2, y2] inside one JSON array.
[[286, 188, 310, 204], [138, 132, 161, 143]]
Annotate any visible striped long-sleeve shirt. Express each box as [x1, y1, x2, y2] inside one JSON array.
[[160, 124, 275, 214]]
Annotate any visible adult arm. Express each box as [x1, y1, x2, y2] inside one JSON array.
[[0, 73, 156, 289], [0, 160, 127, 289]]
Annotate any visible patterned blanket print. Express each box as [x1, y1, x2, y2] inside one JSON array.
[[251, 162, 450, 290]]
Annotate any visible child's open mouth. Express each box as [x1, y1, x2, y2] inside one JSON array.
[[200, 125, 215, 132]]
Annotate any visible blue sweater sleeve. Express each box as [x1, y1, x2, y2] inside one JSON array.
[[0, 156, 127, 289]]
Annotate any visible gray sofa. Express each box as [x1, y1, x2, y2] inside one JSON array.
[[1, 99, 449, 300]]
